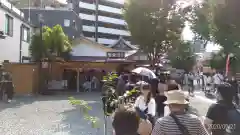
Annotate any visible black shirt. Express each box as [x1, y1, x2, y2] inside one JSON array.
[[228, 80, 238, 93], [206, 101, 235, 135]]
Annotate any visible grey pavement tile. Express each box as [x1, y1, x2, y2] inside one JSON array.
[[0, 93, 113, 135]]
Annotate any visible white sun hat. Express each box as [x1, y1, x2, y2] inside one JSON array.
[[164, 90, 189, 105]]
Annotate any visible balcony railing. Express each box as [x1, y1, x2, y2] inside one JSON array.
[[79, 1, 95, 10], [82, 25, 95, 32], [104, 0, 124, 5], [79, 13, 95, 21], [98, 4, 122, 14], [0, 0, 24, 18], [98, 27, 130, 36], [87, 37, 130, 45], [98, 15, 126, 25]]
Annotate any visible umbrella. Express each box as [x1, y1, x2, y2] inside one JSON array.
[[131, 67, 156, 79]]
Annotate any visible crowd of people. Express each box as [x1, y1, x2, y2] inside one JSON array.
[[184, 70, 239, 106], [110, 70, 240, 135]]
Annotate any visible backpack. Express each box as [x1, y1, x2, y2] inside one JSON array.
[[225, 108, 240, 135]]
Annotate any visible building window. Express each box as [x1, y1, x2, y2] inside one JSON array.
[[64, 19, 70, 27], [5, 14, 13, 36], [22, 25, 30, 42]]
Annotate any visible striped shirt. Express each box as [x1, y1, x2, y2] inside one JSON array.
[[151, 114, 209, 135]]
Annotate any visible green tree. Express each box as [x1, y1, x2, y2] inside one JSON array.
[[29, 25, 72, 94], [209, 50, 225, 71], [29, 25, 72, 61], [209, 50, 240, 73], [188, 1, 212, 48], [124, 0, 186, 66], [169, 41, 195, 71], [189, 0, 240, 73]]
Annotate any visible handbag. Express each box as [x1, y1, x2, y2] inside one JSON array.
[[170, 114, 190, 135]]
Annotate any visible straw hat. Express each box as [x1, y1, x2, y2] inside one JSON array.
[[164, 90, 189, 105]]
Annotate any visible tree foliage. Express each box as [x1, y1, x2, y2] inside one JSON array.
[[189, 0, 240, 73], [209, 49, 240, 73], [29, 25, 72, 61], [124, 0, 186, 64], [188, 1, 211, 47], [209, 0, 240, 54], [169, 41, 195, 71], [69, 97, 99, 129], [189, 0, 240, 53], [209, 50, 225, 71]]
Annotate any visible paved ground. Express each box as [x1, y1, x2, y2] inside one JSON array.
[[0, 93, 113, 135], [0, 90, 216, 135]]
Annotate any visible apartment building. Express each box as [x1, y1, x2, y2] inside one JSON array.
[[21, 8, 83, 39], [70, 0, 131, 46], [0, 0, 32, 62]]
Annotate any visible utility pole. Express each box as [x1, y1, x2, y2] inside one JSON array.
[[38, 14, 44, 94], [95, 0, 99, 42]]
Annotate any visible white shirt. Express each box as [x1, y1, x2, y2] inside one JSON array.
[[134, 95, 156, 116], [164, 106, 170, 116], [213, 73, 223, 84], [206, 76, 212, 84]]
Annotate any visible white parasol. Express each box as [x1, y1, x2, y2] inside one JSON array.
[[131, 67, 157, 79]]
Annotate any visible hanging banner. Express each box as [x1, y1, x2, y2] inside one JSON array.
[[225, 54, 230, 76]]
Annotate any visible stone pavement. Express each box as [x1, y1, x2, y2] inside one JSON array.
[[0, 93, 113, 135], [0, 91, 217, 135]]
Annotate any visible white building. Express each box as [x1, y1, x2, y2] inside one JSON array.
[[70, 0, 131, 46], [0, 0, 32, 62]]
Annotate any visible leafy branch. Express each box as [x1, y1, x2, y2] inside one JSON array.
[[102, 73, 140, 115], [68, 97, 99, 128]]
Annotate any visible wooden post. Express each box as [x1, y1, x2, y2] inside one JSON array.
[[77, 68, 80, 93]]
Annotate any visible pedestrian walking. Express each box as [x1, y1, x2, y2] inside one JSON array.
[[205, 73, 213, 94], [188, 72, 195, 96], [227, 76, 239, 106], [203, 83, 240, 135], [156, 74, 167, 117], [152, 90, 209, 135], [213, 71, 224, 93]]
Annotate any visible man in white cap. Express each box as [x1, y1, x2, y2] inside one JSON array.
[[152, 90, 209, 135]]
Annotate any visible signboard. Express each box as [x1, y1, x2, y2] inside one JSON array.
[[42, 62, 48, 68], [107, 52, 125, 59]]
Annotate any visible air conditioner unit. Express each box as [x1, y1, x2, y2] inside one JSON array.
[[0, 30, 6, 39]]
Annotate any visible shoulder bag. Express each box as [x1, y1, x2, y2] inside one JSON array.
[[170, 114, 191, 135]]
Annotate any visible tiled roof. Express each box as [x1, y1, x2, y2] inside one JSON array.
[[108, 36, 138, 50]]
